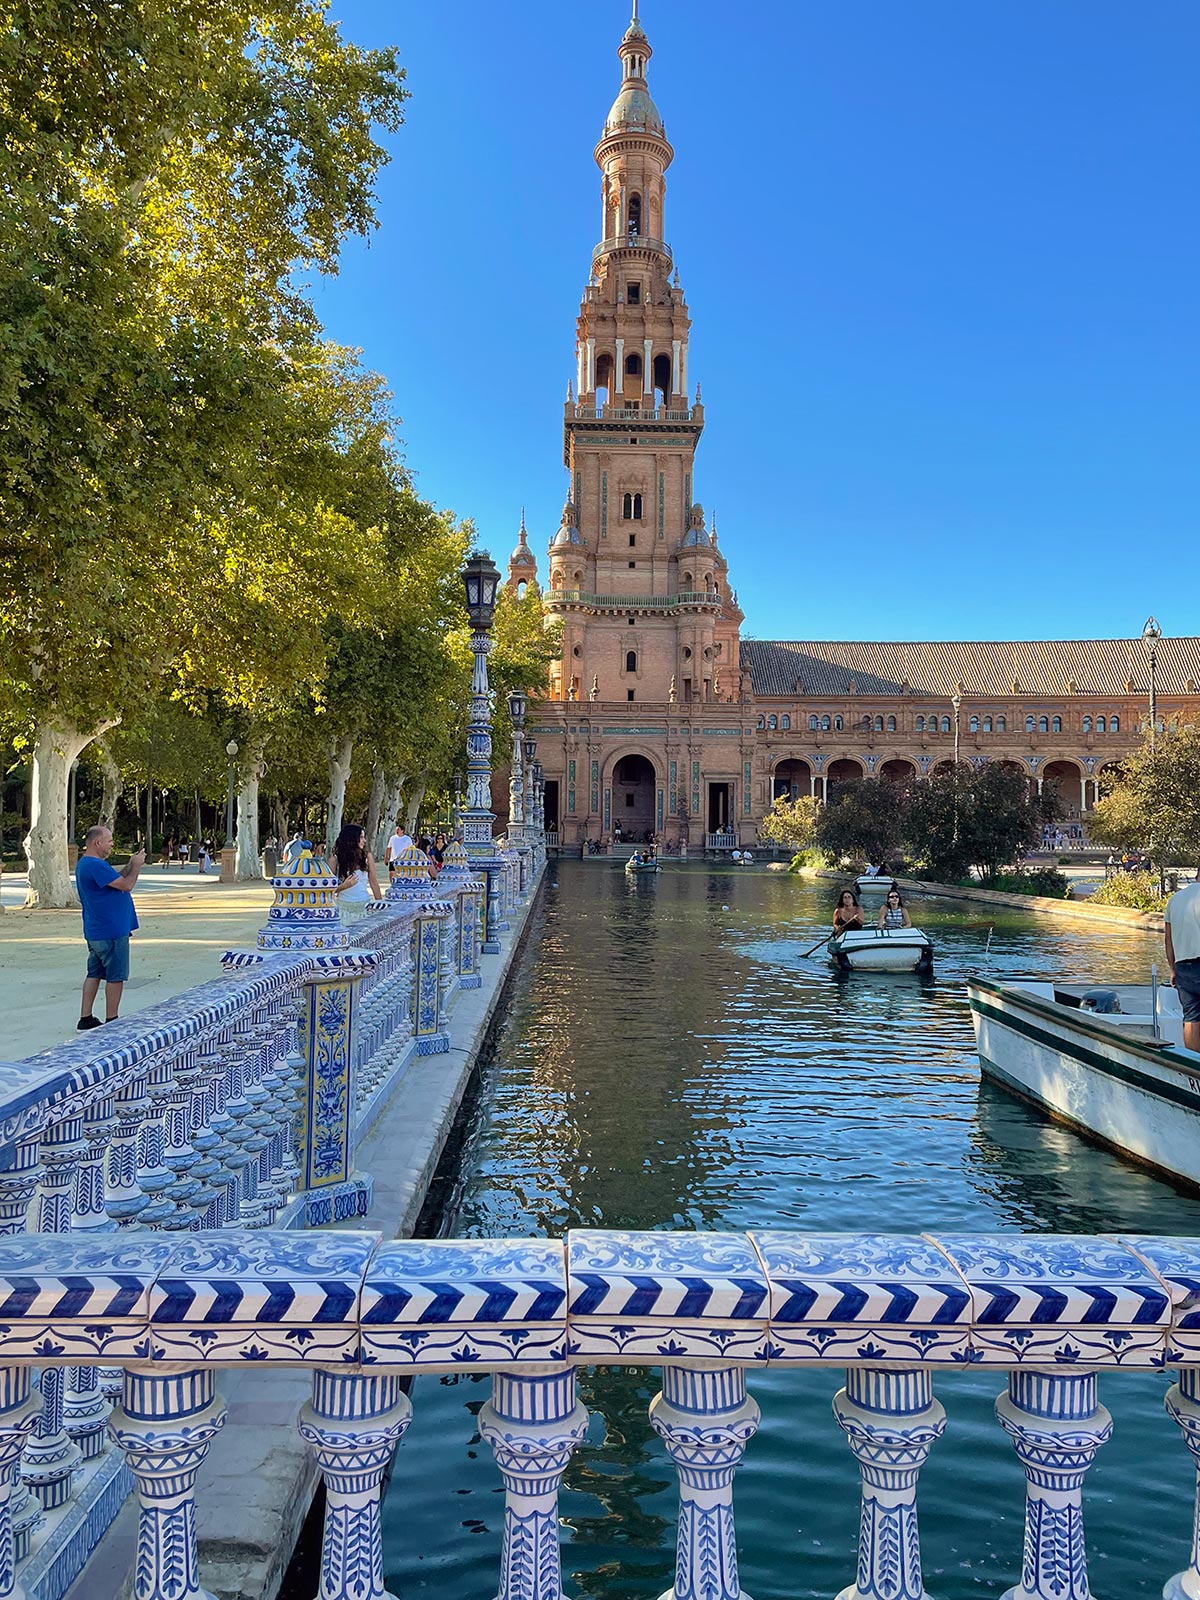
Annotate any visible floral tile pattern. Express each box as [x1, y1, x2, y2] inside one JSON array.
[[361, 1238, 568, 1367], [0, 1234, 175, 1360], [566, 1230, 772, 1361], [147, 1229, 380, 1362], [751, 1232, 973, 1364], [1121, 1236, 1200, 1362], [928, 1233, 1170, 1366]]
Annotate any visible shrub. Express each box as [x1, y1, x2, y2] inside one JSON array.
[[1088, 871, 1167, 913], [788, 848, 832, 873], [982, 868, 1071, 898]]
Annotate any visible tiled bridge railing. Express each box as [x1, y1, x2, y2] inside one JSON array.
[[5, 1227, 1200, 1600]]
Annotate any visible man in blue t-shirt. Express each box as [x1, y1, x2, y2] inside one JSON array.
[[75, 825, 145, 1030]]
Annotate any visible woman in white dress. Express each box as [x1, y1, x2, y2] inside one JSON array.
[[331, 824, 382, 922]]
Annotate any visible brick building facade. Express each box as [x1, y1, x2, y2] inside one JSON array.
[[510, 9, 1200, 849]]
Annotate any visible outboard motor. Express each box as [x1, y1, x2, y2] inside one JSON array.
[[1080, 988, 1122, 1014]]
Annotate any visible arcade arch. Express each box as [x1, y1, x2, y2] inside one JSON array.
[[773, 757, 813, 800]]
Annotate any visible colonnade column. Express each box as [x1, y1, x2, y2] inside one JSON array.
[[1164, 1365, 1200, 1600]]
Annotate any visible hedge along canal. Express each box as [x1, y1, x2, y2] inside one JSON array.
[[381, 860, 1199, 1600]]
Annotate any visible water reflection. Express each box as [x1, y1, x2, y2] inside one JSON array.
[[383, 862, 1191, 1600]]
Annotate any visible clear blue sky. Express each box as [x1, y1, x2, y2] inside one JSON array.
[[310, 1, 1200, 643]]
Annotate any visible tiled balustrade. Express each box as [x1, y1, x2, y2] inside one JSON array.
[[0, 841, 535, 1597], [0, 1228, 1197, 1600]]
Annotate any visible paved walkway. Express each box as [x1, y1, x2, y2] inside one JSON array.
[[0, 867, 280, 1060]]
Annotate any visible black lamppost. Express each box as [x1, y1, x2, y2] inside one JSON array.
[[507, 689, 527, 836], [951, 693, 962, 841], [1142, 616, 1162, 749], [224, 739, 239, 848], [523, 735, 538, 852], [461, 552, 504, 950]]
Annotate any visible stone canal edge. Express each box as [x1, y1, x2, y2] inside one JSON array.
[[67, 869, 549, 1600]]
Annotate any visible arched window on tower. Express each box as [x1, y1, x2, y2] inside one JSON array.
[[809, 715, 818, 730], [940, 716, 951, 733], [1096, 715, 1106, 733], [1109, 714, 1119, 732], [821, 715, 831, 731], [1026, 716, 1035, 732], [653, 352, 672, 404], [628, 193, 642, 237], [516, 580, 527, 601], [622, 492, 644, 520], [1038, 716, 1049, 733], [997, 716, 1007, 732], [873, 716, 883, 732], [595, 352, 613, 406], [625, 353, 642, 378], [768, 715, 777, 730], [626, 650, 637, 674], [781, 715, 790, 730], [887, 715, 896, 732], [757, 715, 765, 730], [969, 715, 979, 733], [834, 715, 844, 731], [1052, 716, 1062, 733], [916, 716, 925, 732], [983, 716, 993, 732], [1082, 716, 1092, 733]]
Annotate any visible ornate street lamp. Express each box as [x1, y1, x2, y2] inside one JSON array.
[[532, 761, 544, 835], [951, 693, 962, 767], [224, 740, 239, 849], [1142, 616, 1162, 750], [461, 552, 504, 952]]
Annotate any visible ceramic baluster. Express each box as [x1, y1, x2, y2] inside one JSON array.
[[224, 1009, 265, 1226], [833, 1367, 945, 1600], [480, 1365, 588, 1600], [238, 1006, 276, 1227], [182, 1040, 226, 1229], [109, 1367, 227, 1600], [1164, 1365, 1200, 1600], [160, 1042, 204, 1229], [21, 1114, 85, 1508], [105, 1074, 152, 1228], [136, 1054, 181, 1228], [298, 1369, 413, 1600], [63, 1094, 119, 1461], [0, 1369, 43, 1598], [0, 1140, 42, 1562], [995, 1370, 1111, 1600], [648, 1363, 760, 1600]]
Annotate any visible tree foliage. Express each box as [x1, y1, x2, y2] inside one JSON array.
[[814, 780, 907, 865], [1089, 726, 1200, 870], [758, 794, 818, 849], [903, 763, 1048, 884]]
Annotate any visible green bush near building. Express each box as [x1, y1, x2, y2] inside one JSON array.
[[1088, 871, 1167, 913]]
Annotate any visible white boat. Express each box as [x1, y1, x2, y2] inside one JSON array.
[[854, 874, 896, 897], [828, 927, 933, 973], [968, 977, 1200, 1189]]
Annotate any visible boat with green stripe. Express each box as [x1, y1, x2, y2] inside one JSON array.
[[967, 975, 1200, 1189]]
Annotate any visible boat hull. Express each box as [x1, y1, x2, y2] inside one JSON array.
[[854, 875, 895, 897], [828, 929, 933, 973], [968, 978, 1200, 1190]]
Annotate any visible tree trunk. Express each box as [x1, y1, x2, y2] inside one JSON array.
[[24, 718, 116, 908], [373, 770, 405, 860], [325, 734, 354, 848], [404, 778, 427, 839], [365, 761, 385, 858], [97, 742, 122, 831], [234, 733, 268, 881]]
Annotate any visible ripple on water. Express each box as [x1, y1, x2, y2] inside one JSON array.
[[383, 863, 1199, 1600]]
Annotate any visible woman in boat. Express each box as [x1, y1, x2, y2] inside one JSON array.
[[833, 890, 864, 934], [878, 888, 912, 930]]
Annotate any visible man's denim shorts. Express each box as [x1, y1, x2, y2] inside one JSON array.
[[86, 936, 130, 983], [1174, 958, 1200, 1022]]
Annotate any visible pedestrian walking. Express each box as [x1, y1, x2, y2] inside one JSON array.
[[159, 835, 174, 870], [75, 826, 144, 1030], [197, 840, 212, 874], [178, 837, 190, 869]]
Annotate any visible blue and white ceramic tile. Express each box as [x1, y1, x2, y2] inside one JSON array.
[[361, 1238, 568, 1367], [566, 1230, 771, 1361], [929, 1233, 1169, 1366], [1121, 1236, 1200, 1363], [147, 1229, 380, 1363], [0, 1234, 173, 1360], [751, 1232, 973, 1364]]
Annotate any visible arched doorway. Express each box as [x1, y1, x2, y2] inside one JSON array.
[[1042, 759, 1083, 820], [880, 758, 917, 784], [826, 758, 863, 792], [612, 753, 657, 842], [773, 757, 812, 800]]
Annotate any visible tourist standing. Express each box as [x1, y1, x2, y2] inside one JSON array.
[[332, 823, 382, 922], [75, 826, 144, 1030], [385, 820, 413, 878], [1165, 878, 1200, 1054], [178, 837, 190, 869]]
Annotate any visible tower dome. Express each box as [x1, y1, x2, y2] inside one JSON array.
[[551, 496, 583, 547], [604, 4, 664, 136]]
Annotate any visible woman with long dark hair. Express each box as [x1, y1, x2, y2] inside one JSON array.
[[331, 823, 382, 921], [832, 889, 864, 933]]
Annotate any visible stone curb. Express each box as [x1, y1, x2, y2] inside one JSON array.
[[66, 870, 547, 1600]]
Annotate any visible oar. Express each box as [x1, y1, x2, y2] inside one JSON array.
[[799, 934, 831, 958]]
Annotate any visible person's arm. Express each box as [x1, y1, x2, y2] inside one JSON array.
[[901, 908, 912, 927], [336, 870, 359, 895], [366, 857, 382, 900], [107, 849, 146, 892], [1166, 921, 1177, 983], [877, 907, 887, 928]]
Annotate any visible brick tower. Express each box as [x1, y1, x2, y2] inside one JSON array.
[[545, 3, 743, 712]]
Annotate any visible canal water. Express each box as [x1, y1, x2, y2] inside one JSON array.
[[383, 863, 1199, 1599]]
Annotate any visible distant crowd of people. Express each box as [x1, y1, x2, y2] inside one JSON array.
[[157, 835, 215, 873]]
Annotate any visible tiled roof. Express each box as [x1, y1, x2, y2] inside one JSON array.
[[740, 638, 1200, 700]]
